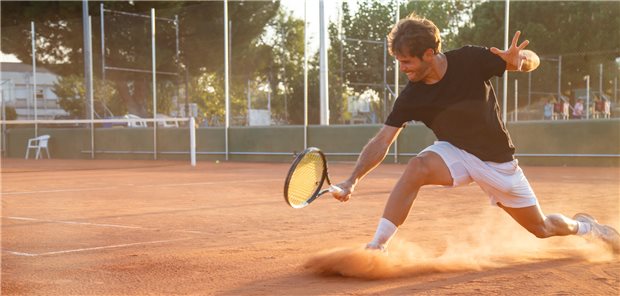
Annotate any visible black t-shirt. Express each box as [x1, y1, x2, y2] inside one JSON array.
[[385, 45, 515, 162]]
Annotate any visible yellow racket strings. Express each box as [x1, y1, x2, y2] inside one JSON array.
[[287, 152, 325, 207]]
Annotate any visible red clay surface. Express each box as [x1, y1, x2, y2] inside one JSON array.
[[1, 158, 619, 295]]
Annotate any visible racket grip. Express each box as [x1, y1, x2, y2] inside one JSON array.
[[328, 185, 343, 193]]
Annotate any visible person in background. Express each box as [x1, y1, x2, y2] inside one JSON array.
[[544, 98, 554, 120], [573, 98, 584, 119]]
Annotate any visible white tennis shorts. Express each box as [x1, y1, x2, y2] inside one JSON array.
[[421, 141, 538, 208]]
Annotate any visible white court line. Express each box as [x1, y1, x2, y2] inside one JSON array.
[[140, 178, 281, 187], [2, 187, 119, 196], [2, 238, 191, 257], [3, 251, 37, 257], [1, 178, 280, 195], [5, 216, 144, 229], [3, 216, 208, 234]]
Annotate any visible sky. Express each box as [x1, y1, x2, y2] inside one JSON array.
[[0, 0, 360, 63]]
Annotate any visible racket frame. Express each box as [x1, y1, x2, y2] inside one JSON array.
[[283, 147, 330, 208]]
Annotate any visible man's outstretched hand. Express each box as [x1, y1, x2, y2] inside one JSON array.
[[491, 31, 538, 72]]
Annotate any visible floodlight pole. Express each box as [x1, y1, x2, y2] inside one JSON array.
[[82, 0, 93, 120], [151, 8, 157, 160], [303, 0, 308, 149], [224, 0, 230, 160], [319, 0, 329, 125], [82, 0, 96, 157], [89, 16, 95, 159], [502, 0, 509, 124], [175, 15, 180, 114], [101, 4, 105, 105]]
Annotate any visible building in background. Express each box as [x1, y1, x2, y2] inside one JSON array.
[[1, 62, 68, 120]]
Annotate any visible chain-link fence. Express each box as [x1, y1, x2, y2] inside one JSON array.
[[2, 0, 618, 127]]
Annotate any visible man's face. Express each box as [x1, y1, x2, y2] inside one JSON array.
[[395, 52, 431, 82]]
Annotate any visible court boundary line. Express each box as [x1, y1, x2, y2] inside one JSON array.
[[3, 216, 208, 234], [5, 216, 145, 229], [2, 238, 191, 257], [1, 178, 281, 196]]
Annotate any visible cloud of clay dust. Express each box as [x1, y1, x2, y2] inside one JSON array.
[[304, 207, 616, 279]]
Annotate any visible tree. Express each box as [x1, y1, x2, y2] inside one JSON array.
[[258, 9, 306, 124], [400, 0, 475, 51], [455, 1, 620, 106], [328, 0, 395, 123], [183, 6, 308, 126], [54, 75, 124, 118], [1, 1, 280, 117], [330, 0, 470, 123]]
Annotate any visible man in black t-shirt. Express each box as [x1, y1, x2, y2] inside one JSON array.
[[331, 13, 619, 254]]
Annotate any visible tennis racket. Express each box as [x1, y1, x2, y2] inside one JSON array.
[[284, 147, 342, 209]]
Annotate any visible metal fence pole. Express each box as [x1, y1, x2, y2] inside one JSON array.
[[502, 0, 510, 124], [224, 0, 230, 160], [89, 16, 95, 159], [514, 79, 518, 122], [31, 21, 38, 137], [151, 8, 157, 160], [190, 117, 196, 167]]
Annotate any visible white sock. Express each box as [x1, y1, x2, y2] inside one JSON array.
[[369, 217, 398, 247], [576, 221, 592, 235]]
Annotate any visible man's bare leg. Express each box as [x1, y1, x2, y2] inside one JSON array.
[[499, 203, 620, 253], [497, 203, 578, 237], [367, 152, 453, 250]]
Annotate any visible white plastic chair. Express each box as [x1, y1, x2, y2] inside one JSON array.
[[25, 135, 51, 159]]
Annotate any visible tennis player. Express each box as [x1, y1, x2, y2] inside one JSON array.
[[332, 13, 620, 253]]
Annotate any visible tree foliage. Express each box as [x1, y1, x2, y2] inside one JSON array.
[[53, 75, 124, 118], [1, 1, 279, 117], [5, 1, 617, 124], [331, 0, 470, 122], [400, 0, 474, 51], [455, 1, 620, 101]]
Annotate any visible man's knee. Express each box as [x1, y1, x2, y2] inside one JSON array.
[[405, 156, 432, 184]]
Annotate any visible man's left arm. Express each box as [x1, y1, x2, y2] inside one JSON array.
[[491, 31, 540, 72]]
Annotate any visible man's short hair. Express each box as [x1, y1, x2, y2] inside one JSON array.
[[388, 13, 441, 58]]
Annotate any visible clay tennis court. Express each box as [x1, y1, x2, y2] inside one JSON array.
[[1, 158, 618, 295]]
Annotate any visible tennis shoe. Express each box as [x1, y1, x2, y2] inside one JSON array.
[[573, 213, 620, 254]]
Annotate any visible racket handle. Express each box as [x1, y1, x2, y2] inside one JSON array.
[[328, 185, 343, 194]]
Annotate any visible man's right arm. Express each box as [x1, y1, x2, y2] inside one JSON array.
[[332, 125, 402, 202]]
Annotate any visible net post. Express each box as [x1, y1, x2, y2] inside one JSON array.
[[190, 117, 196, 167]]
